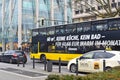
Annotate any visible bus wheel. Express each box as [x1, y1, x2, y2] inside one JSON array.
[[40, 55, 46, 62], [70, 64, 76, 73]]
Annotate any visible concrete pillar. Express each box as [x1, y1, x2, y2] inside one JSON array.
[[64, 0, 68, 24], [36, 0, 39, 28], [51, 0, 54, 26], [18, 0, 22, 49], [2, 0, 5, 51], [9, 0, 14, 50]]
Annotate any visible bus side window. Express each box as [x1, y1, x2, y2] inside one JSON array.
[[32, 44, 38, 53], [77, 26, 83, 33], [56, 28, 65, 35], [108, 21, 119, 30], [65, 24, 76, 34], [92, 24, 108, 31], [82, 22, 91, 32], [47, 27, 55, 35], [117, 21, 120, 29], [92, 25, 97, 31], [118, 23, 120, 29], [103, 24, 108, 31], [66, 28, 76, 33], [83, 26, 91, 32], [96, 24, 108, 31], [72, 28, 76, 33], [60, 29, 65, 34], [55, 25, 65, 35]]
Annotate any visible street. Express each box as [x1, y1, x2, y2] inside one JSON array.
[[0, 54, 85, 80]]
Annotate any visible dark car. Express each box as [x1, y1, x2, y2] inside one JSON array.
[[0, 50, 27, 64]]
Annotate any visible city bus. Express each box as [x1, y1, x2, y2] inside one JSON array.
[[30, 17, 120, 62]]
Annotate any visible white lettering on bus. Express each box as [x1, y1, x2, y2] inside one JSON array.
[[91, 34, 101, 40], [47, 37, 51, 41], [68, 48, 77, 51], [80, 41, 94, 46], [56, 36, 65, 41], [95, 40, 120, 46], [66, 35, 79, 40], [80, 35, 90, 40], [55, 42, 62, 46], [71, 41, 79, 46], [62, 42, 71, 46], [55, 40, 120, 47]]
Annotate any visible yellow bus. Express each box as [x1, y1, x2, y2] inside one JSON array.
[[30, 17, 120, 62]]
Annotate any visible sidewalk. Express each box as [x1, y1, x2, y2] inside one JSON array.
[[0, 54, 85, 80], [0, 62, 48, 80]]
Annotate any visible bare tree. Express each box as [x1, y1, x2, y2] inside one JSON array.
[[74, 0, 120, 18]]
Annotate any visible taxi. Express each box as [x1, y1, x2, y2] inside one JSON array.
[[67, 50, 120, 73]]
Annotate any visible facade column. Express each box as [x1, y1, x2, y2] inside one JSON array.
[[64, 0, 68, 24], [2, 0, 5, 51], [51, 0, 54, 26], [36, 0, 39, 28], [18, 0, 22, 49], [9, 0, 14, 50]]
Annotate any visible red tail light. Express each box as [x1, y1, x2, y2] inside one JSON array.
[[13, 53, 17, 58]]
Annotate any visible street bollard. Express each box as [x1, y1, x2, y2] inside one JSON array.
[[23, 59, 25, 67], [33, 56, 35, 69], [103, 60, 106, 71], [47, 61, 52, 72], [17, 56, 19, 67], [44, 59, 47, 71], [76, 58, 78, 75], [59, 57, 61, 73]]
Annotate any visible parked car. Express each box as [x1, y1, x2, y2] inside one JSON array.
[[67, 50, 120, 73], [0, 50, 27, 64]]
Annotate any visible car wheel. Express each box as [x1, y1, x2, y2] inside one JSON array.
[[105, 67, 112, 72], [9, 59, 13, 64], [70, 64, 76, 73], [40, 55, 46, 62]]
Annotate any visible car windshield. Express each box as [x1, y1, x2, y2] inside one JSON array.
[[82, 51, 94, 59], [94, 52, 115, 59]]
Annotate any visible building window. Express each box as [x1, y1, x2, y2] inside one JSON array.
[[112, 0, 115, 2], [91, 7, 95, 11], [118, 2, 120, 6], [111, 3, 116, 8], [75, 10, 79, 14], [85, 8, 90, 13], [98, 6, 102, 10], [80, 10, 83, 13]]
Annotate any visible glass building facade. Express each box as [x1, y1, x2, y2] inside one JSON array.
[[1, 0, 72, 51]]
